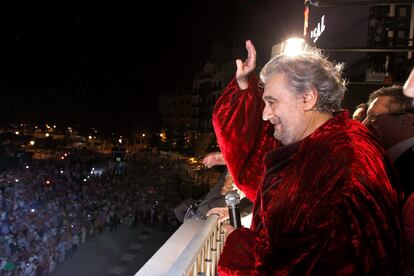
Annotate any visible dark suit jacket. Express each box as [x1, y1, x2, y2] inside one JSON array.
[[394, 145, 414, 201]]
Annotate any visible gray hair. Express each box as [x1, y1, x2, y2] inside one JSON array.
[[260, 51, 347, 113]]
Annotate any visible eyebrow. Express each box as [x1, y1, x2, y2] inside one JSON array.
[[262, 95, 277, 101]]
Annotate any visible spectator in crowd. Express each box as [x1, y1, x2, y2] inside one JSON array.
[[211, 39, 403, 274], [352, 102, 368, 122]]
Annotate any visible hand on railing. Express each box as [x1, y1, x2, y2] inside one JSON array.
[[208, 207, 236, 237], [207, 207, 229, 222]]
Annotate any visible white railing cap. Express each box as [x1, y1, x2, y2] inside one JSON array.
[[136, 215, 219, 276]]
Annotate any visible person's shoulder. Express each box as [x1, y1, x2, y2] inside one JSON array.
[[313, 120, 384, 164], [398, 145, 414, 160], [395, 146, 414, 170], [330, 119, 381, 151]]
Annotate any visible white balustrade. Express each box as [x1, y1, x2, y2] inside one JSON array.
[[136, 215, 225, 276]]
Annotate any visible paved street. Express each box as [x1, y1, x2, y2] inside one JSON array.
[[53, 225, 174, 276]]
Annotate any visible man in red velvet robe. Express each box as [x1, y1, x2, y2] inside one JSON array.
[[211, 40, 403, 274]]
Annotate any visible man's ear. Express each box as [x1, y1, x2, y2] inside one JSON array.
[[302, 88, 318, 111]]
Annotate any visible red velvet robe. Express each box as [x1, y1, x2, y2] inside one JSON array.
[[213, 77, 403, 275]]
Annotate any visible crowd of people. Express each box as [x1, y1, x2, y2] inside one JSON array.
[[0, 149, 210, 275]]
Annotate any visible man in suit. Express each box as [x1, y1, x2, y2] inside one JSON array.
[[363, 85, 414, 201]]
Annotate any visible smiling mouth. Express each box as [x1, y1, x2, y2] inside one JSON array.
[[271, 119, 282, 135], [273, 123, 282, 132], [270, 117, 280, 125]]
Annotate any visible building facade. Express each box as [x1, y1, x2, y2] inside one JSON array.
[[158, 51, 234, 154]]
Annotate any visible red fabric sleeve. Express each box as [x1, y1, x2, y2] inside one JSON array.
[[212, 75, 278, 201]]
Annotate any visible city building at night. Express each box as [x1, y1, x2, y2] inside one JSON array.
[[158, 45, 234, 155]]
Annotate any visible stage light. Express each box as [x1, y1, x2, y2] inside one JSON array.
[[271, 37, 316, 58]]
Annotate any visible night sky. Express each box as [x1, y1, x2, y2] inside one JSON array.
[[0, 1, 303, 135]]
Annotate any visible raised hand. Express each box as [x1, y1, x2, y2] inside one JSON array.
[[235, 40, 257, 90]]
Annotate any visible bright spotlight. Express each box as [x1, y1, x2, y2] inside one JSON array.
[[283, 38, 307, 56], [271, 37, 316, 58]]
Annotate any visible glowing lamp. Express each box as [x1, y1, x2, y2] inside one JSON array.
[[271, 37, 316, 58]]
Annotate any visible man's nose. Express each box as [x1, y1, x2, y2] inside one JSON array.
[[262, 106, 272, 121]]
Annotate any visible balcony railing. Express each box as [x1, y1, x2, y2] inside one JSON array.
[[136, 215, 224, 276]]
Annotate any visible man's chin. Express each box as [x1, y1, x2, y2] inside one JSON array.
[[365, 125, 385, 143], [273, 133, 285, 145]]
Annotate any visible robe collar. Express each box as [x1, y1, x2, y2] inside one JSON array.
[[264, 110, 350, 171]]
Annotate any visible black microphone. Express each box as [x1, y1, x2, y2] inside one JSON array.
[[225, 191, 241, 228]]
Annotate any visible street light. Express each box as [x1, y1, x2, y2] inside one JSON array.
[[159, 132, 167, 142]]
